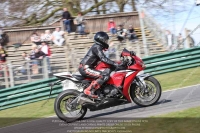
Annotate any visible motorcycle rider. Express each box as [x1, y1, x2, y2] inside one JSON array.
[[79, 31, 124, 99]]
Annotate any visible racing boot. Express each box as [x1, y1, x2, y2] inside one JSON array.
[[84, 81, 101, 98]]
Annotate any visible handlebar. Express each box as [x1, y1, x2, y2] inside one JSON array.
[[114, 60, 128, 71]]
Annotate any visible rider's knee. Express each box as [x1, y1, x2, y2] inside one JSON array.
[[101, 69, 111, 81]]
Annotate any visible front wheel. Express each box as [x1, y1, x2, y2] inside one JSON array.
[[54, 89, 87, 122], [130, 76, 162, 107]]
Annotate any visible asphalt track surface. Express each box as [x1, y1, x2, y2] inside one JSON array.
[[1, 85, 200, 133]]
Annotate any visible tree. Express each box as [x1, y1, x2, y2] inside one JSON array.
[[116, 0, 129, 12], [0, 0, 117, 26], [0, 0, 189, 27]]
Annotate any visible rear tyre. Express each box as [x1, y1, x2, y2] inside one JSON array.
[[54, 89, 87, 122], [130, 76, 161, 107]]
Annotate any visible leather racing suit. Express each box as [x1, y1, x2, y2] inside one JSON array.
[[79, 43, 117, 98]]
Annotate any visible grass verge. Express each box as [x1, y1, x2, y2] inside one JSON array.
[[0, 99, 55, 128], [154, 67, 200, 91], [125, 106, 200, 133], [157, 106, 200, 118]]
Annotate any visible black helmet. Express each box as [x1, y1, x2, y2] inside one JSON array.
[[94, 31, 109, 49]]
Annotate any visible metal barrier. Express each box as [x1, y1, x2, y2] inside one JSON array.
[[1, 47, 200, 110], [0, 78, 61, 110], [143, 46, 200, 75]]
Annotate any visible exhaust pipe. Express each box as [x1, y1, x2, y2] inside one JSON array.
[[78, 96, 95, 104]]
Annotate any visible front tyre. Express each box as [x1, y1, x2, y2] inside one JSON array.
[[130, 76, 162, 107], [54, 89, 87, 122]]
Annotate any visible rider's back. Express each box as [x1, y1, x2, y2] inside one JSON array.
[[80, 44, 102, 68]]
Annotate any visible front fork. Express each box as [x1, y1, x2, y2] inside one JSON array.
[[134, 73, 151, 94]]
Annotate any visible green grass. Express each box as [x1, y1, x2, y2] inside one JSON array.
[[0, 99, 55, 128], [124, 106, 200, 133], [158, 106, 200, 118], [155, 67, 200, 91], [1, 67, 200, 128]]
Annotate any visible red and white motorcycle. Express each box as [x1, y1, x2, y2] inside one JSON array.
[[49, 48, 162, 122]]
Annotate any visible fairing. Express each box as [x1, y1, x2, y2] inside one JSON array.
[[95, 62, 111, 71], [107, 72, 126, 87], [128, 56, 144, 71], [121, 48, 131, 56], [123, 71, 139, 101], [94, 49, 145, 102]]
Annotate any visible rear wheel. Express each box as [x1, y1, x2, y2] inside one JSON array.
[[54, 89, 87, 122], [130, 76, 161, 107]]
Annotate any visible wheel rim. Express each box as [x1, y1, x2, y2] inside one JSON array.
[[59, 95, 84, 119], [135, 80, 157, 102]]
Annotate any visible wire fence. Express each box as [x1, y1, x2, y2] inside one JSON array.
[[142, 9, 166, 47], [0, 58, 50, 89], [142, 8, 200, 52]]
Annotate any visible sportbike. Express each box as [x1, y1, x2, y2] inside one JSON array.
[[49, 48, 162, 122]]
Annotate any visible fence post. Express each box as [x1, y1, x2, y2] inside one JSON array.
[[3, 64, 9, 88], [65, 46, 70, 72], [136, 42, 141, 58], [43, 58, 49, 79], [60, 20, 64, 31], [26, 60, 31, 82], [71, 50, 77, 72], [115, 43, 120, 61], [8, 62, 14, 87], [185, 28, 190, 48], [139, 8, 148, 57]]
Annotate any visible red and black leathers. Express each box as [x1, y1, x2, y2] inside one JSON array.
[[80, 44, 117, 67], [79, 43, 116, 98]]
